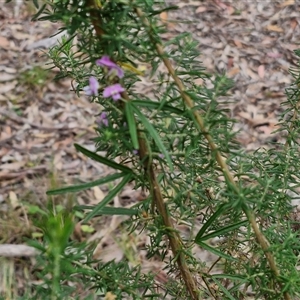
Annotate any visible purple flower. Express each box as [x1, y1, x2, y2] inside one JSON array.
[[132, 149, 139, 155], [158, 153, 164, 159], [103, 83, 125, 101], [83, 76, 99, 96], [96, 56, 124, 78], [96, 56, 117, 68], [96, 112, 109, 127]]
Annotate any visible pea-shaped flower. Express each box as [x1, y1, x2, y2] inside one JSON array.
[[96, 56, 124, 79], [83, 76, 99, 96], [96, 112, 109, 127], [103, 83, 125, 101]]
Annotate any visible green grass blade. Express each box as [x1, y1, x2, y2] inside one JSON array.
[[83, 173, 133, 222], [74, 144, 133, 173], [131, 103, 173, 171], [125, 102, 139, 149], [46, 173, 125, 195]]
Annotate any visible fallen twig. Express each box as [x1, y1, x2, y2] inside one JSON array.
[[0, 244, 39, 257]]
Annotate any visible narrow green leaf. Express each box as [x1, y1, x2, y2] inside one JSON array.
[[197, 241, 237, 262], [46, 173, 125, 195], [56, 34, 76, 53], [198, 220, 247, 242], [25, 205, 47, 215], [74, 144, 133, 173], [211, 274, 246, 281], [26, 239, 45, 253], [80, 225, 95, 233], [74, 205, 138, 216], [132, 100, 184, 115], [131, 104, 173, 171], [31, 3, 47, 21], [195, 203, 228, 241], [84, 173, 133, 222], [125, 102, 139, 149], [211, 277, 236, 300], [211, 274, 247, 293], [33, 0, 39, 9]]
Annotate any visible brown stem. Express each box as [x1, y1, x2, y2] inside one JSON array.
[[134, 6, 291, 300], [86, 0, 105, 37], [127, 94, 200, 299]]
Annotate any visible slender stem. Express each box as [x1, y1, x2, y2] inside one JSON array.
[[129, 95, 200, 300], [134, 7, 291, 300], [86, 0, 105, 37]]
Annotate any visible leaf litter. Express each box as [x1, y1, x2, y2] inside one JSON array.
[[1, 0, 300, 298]]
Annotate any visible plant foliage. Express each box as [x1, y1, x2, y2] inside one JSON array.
[[11, 0, 300, 299]]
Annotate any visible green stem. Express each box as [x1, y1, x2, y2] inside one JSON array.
[[137, 130, 200, 299], [51, 249, 61, 300]]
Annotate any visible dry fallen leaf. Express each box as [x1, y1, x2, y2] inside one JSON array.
[[92, 186, 105, 202], [257, 65, 265, 79], [0, 162, 26, 171], [93, 241, 124, 263], [195, 6, 207, 13], [159, 11, 168, 24], [0, 36, 10, 49], [105, 291, 117, 300], [214, 0, 229, 10], [0, 82, 17, 93], [266, 24, 283, 33], [233, 39, 243, 48], [280, 0, 295, 7], [227, 67, 240, 78], [256, 124, 277, 136], [0, 73, 16, 82], [290, 18, 298, 30], [267, 52, 282, 59], [177, 1, 200, 8], [9, 191, 19, 209], [194, 78, 204, 86]]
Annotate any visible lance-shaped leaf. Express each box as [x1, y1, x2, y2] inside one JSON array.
[[196, 220, 247, 243], [74, 205, 138, 216], [84, 173, 133, 222], [75, 144, 133, 173], [196, 241, 237, 262], [195, 203, 228, 241], [131, 103, 173, 171], [47, 172, 125, 195], [132, 100, 184, 115]]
